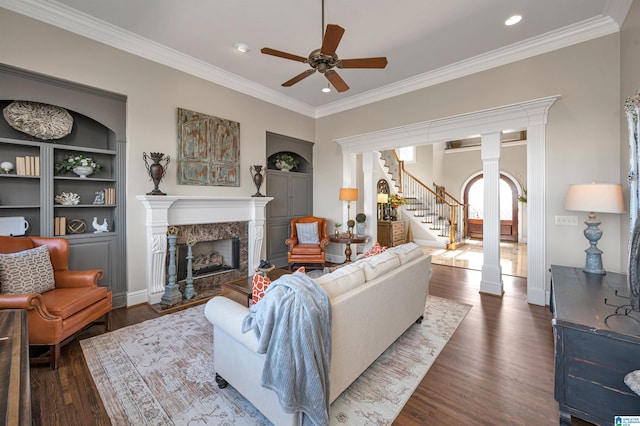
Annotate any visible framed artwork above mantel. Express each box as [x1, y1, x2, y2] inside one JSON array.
[[176, 108, 240, 187]]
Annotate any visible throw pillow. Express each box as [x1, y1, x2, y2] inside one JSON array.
[[0, 245, 55, 295], [252, 267, 306, 304], [296, 222, 320, 244], [364, 241, 388, 258], [251, 274, 271, 304], [389, 242, 424, 264]]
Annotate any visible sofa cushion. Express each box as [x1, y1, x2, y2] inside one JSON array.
[[0, 245, 55, 295], [363, 241, 388, 258], [314, 263, 365, 299], [389, 242, 424, 264], [359, 250, 401, 281], [296, 223, 319, 244], [40, 286, 108, 319]]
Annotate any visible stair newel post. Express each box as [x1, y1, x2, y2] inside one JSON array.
[[184, 235, 197, 300], [162, 226, 183, 306]]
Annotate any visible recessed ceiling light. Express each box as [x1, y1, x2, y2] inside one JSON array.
[[505, 15, 522, 26], [235, 43, 249, 53]]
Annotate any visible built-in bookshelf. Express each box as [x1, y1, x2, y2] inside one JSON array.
[[0, 64, 127, 308]]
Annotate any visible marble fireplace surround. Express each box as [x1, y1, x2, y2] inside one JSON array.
[[137, 195, 272, 304]]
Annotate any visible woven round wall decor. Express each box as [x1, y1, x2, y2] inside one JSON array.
[[66, 218, 86, 234]]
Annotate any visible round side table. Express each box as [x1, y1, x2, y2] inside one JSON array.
[[329, 235, 370, 262]]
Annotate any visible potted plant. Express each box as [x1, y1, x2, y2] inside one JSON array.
[[55, 154, 104, 178], [273, 153, 299, 171], [389, 194, 407, 220], [355, 213, 366, 236]]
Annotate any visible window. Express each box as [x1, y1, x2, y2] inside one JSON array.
[[396, 146, 416, 163]]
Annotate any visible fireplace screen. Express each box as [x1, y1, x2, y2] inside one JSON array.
[[176, 237, 240, 281]]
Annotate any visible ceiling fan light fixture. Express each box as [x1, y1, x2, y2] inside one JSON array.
[[505, 15, 522, 26], [322, 84, 331, 93], [235, 43, 249, 53]]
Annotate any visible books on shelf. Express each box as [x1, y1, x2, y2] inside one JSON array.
[[104, 187, 116, 205], [54, 216, 66, 236], [14, 156, 40, 176]]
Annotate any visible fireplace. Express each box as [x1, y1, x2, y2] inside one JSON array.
[[137, 195, 272, 305], [176, 237, 240, 281]]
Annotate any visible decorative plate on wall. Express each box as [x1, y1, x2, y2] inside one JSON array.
[[3, 101, 73, 140]]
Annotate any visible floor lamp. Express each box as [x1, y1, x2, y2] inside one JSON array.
[[564, 183, 624, 274]]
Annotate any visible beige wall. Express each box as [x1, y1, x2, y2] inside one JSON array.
[[316, 34, 622, 272], [0, 10, 315, 298], [0, 7, 630, 297]]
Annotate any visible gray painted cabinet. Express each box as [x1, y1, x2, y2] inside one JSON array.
[[265, 132, 313, 267], [0, 64, 127, 308], [550, 265, 640, 425]]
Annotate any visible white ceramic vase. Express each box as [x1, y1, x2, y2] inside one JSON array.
[[73, 165, 94, 178]]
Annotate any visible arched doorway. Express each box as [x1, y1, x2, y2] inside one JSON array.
[[464, 173, 519, 242]]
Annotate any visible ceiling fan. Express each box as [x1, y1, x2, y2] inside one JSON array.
[[261, 0, 388, 93]]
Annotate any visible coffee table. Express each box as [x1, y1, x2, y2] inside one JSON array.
[[221, 268, 290, 307]]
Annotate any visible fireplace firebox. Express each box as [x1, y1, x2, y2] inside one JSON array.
[[176, 238, 240, 281]]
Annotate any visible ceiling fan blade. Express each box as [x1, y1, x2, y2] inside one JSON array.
[[282, 69, 316, 87], [321, 24, 345, 56], [261, 48, 307, 63], [339, 57, 388, 69], [325, 70, 349, 92]]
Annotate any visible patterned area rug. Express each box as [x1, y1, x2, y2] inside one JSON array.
[[81, 296, 471, 425]]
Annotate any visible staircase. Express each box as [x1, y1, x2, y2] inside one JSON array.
[[379, 150, 466, 249]]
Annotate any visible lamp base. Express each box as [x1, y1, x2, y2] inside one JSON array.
[[582, 213, 606, 275], [583, 248, 605, 275]]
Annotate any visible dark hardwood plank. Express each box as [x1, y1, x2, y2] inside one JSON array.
[[28, 266, 586, 425]]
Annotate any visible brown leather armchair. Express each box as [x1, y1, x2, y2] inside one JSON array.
[[0, 236, 112, 369], [285, 216, 329, 271]]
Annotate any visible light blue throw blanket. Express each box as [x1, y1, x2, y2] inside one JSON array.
[[242, 272, 332, 426]]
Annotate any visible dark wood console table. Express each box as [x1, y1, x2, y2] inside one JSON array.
[[0, 309, 31, 425], [550, 265, 640, 425], [329, 235, 369, 262]]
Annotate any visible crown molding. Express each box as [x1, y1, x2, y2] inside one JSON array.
[[0, 0, 317, 117], [603, 0, 633, 28], [315, 15, 620, 118], [0, 0, 627, 119]]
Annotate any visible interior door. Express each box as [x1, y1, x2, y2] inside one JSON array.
[[464, 174, 518, 242]]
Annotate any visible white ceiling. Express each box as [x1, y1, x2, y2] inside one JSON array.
[[0, 0, 632, 117]]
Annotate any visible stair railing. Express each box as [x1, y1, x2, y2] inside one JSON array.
[[400, 168, 466, 249], [379, 148, 465, 248]]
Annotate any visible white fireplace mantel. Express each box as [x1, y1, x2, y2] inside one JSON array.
[[137, 195, 272, 304]]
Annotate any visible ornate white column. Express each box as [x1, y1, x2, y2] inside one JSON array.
[[138, 197, 176, 303], [480, 131, 503, 296]]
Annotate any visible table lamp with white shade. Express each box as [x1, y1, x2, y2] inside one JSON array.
[[377, 193, 388, 220], [564, 183, 625, 274]]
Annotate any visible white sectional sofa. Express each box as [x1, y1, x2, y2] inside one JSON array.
[[204, 242, 432, 425]]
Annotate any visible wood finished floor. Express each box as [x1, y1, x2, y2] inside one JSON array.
[[29, 265, 591, 425]]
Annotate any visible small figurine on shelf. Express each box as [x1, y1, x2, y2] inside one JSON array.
[[92, 190, 105, 205], [92, 217, 109, 233]]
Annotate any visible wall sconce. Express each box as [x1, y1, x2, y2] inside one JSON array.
[[564, 182, 624, 274]]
